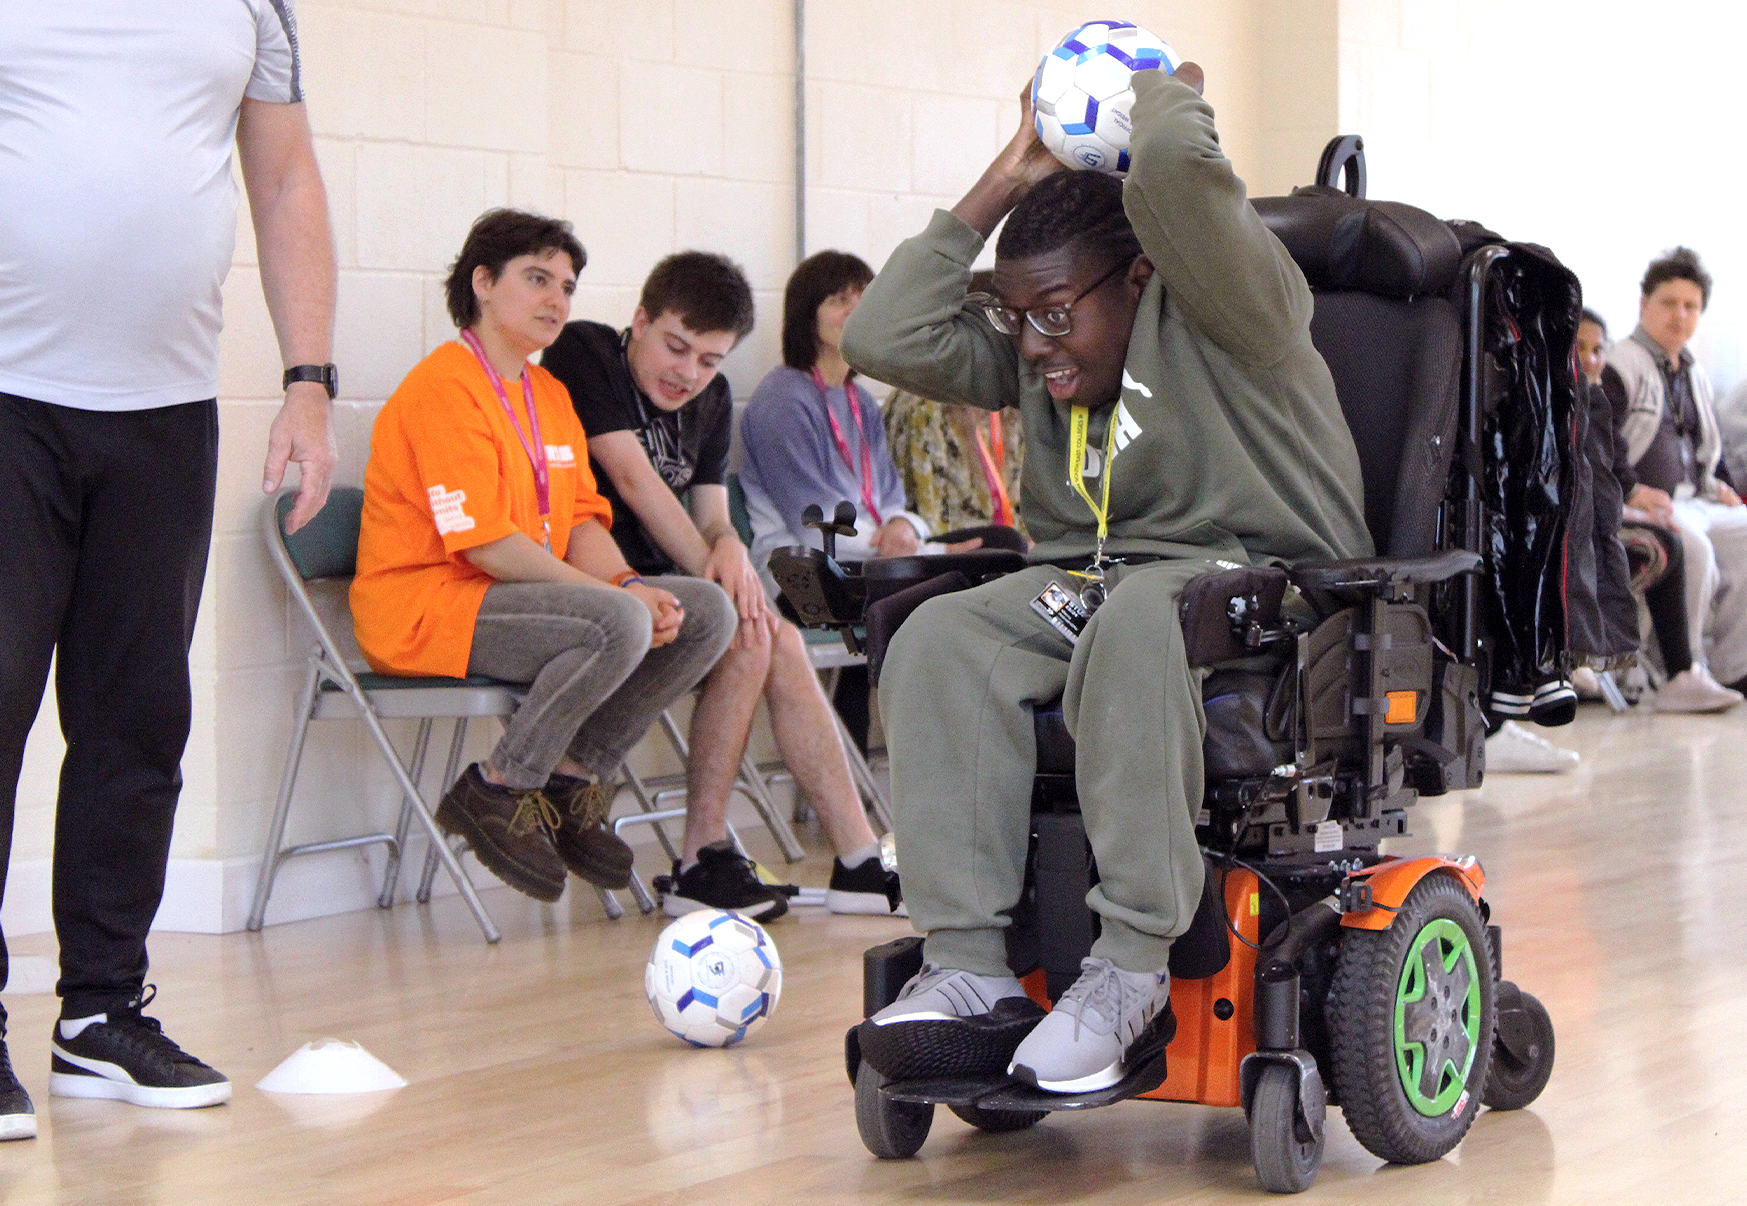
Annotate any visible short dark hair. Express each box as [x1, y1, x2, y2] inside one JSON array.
[[638, 251, 756, 340], [995, 171, 1142, 267], [782, 250, 875, 370], [1579, 307, 1607, 334], [445, 209, 586, 328], [1641, 246, 1712, 309]]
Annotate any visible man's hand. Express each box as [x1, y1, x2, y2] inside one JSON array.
[[1627, 483, 1677, 527], [1719, 482, 1743, 507], [264, 382, 337, 533], [703, 534, 770, 648], [870, 517, 923, 559], [624, 581, 684, 647]]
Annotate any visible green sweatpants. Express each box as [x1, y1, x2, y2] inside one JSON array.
[[880, 559, 1218, 977]]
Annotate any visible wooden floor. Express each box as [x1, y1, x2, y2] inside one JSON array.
[[3, 700, 1745, 1204]]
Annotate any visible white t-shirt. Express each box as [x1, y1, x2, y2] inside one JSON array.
[[0, 1, 303, 411]]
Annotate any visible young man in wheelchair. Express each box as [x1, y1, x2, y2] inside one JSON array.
[[840, 64, 1372, 1093]]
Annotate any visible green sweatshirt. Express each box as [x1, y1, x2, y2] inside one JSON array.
[[841, 70, 1372, 568]]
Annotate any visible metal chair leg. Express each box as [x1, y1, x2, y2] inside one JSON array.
[[353, 701, 500, 943], [247, 662, 322, 932], [374, 718, 432, 910]]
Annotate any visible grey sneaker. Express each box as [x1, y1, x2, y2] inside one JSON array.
[[1008, 957, 1172, 1093], [858, 965, 1044, 1080]]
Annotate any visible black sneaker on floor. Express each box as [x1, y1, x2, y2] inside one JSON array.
[[825, 856, 907, 916], [49, 987, 231, 1109], [656, 840, 788, 921], [0, 1039, 35, 1140]]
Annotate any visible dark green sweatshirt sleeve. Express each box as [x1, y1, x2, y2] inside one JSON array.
[[1122, 70, 1312, 367], [840, 209, 1021, 414]]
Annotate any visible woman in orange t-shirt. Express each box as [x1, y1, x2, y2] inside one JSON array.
[[352, 210, 735, 903]]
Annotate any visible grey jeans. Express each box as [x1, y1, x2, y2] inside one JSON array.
[[466, 576, 735, 790]]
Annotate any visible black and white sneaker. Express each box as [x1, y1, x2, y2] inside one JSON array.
[[656, 840, 788, 921], [858, 964, 1044, 1080], [50, 988, 230, 1109], [825, 856, 907, 916], [0, 1039, 35, 1140]]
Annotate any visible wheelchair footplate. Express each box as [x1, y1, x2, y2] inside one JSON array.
[[880, 1009, 1175, 1114]]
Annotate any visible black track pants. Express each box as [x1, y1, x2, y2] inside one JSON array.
[[0, 392, 218, 1028]]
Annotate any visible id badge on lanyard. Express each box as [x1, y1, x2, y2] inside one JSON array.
[[460, 329, 552, 551], [813, 367, 883, 527]]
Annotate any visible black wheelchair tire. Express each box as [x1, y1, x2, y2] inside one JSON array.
[[854, 1061, 933, 1158], [1249, 1062, 1323, 1193], [1481, 990, 1554, 1111], [1326, 873, 1495, 1165], [948, 1102, 1047, 1133]]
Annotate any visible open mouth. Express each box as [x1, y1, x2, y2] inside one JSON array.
[[1041, 365, 1079, 399]]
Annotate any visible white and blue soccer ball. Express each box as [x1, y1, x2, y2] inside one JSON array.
[[645, 910, 783, 1048], [1032, 20, 1180, 176]]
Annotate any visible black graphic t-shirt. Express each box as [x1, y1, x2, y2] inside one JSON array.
[[541, 319, 732, 575]]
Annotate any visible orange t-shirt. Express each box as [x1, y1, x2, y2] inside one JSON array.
[[351, 340, 614, 677]]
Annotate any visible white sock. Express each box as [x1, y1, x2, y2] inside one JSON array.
[[58, 1013, 105, 1040], [839, 841, 881, 870]]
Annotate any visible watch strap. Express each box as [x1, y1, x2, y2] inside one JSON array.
[[283, 363, 338, 399]]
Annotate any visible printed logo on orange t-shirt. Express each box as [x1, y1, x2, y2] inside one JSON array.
[[427, 483, 475, 534]]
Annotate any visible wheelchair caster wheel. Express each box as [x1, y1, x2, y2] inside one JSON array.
[[854, 1061, 933, 1158], [1482, 986, 1554, 1110], [1249, 1062, 1324, 1193]]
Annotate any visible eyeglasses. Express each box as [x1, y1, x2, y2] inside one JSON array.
[[979, 260, 1130, 339]]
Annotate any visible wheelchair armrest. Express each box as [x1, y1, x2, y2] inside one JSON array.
[[1288, 549, 1481, 593], [864, 570, 973, 687], [862, 548, 1028, 604]]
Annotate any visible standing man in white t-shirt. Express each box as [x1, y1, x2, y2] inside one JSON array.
[[0, 2, 337, 1136]]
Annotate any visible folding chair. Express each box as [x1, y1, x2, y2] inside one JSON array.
[[247, 487, 516, 943], [726, 475, 894, 831]]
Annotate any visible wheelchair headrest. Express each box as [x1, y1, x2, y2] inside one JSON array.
[[1252, 187, 1462, 299]]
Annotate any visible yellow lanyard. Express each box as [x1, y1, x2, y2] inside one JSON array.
[[1068, 404, 1118, 549]]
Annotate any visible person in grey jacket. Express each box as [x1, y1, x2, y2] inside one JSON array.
[[1606, 247, 1747, 695], [846, 63, 1369, 1094]]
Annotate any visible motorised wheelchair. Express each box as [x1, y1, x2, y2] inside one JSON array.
[[769, 138, 1557, 1194]]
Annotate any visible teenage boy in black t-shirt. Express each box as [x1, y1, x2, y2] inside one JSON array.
[[542, 252, 901, 918]]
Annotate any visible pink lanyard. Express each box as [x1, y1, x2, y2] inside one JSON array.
[[460, 328, 551, 551], [812, 366, 882, 526]]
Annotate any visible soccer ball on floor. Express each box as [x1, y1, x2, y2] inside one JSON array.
[[645, 910, 783, 1048], [1032, 20, 1180, 175]]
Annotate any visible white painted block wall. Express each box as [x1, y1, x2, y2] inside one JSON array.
[[2, 0, 1339, 938]]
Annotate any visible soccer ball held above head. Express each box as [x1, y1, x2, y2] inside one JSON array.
[[1032, 20, 1180, 176]]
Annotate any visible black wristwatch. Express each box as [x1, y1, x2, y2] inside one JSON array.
[[283, 363, 338, 399]]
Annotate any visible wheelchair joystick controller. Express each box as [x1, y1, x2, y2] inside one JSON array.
[[802, 501, 859, 561]]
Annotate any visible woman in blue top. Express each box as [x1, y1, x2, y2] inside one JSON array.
[[740, 252, 976, 590]]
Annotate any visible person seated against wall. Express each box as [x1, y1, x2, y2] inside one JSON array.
[[538, 252, 903, 919], [350, 210, 737, 903], [884, 272, 1030, 546], [1583, 308, 1739, 712], [1603, 248, 1747, 707], [843, 63, 1371, 1092], [738, 251, 986, 755]]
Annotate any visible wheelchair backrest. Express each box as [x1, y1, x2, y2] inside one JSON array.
[[1254, 187, 1466, 558]]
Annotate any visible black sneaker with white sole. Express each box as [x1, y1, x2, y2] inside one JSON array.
[[0, 1039, 35, 1141], [825, 856, 907, 916], [655, 840, 788, 921], [50, 988, 230, 1109]]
